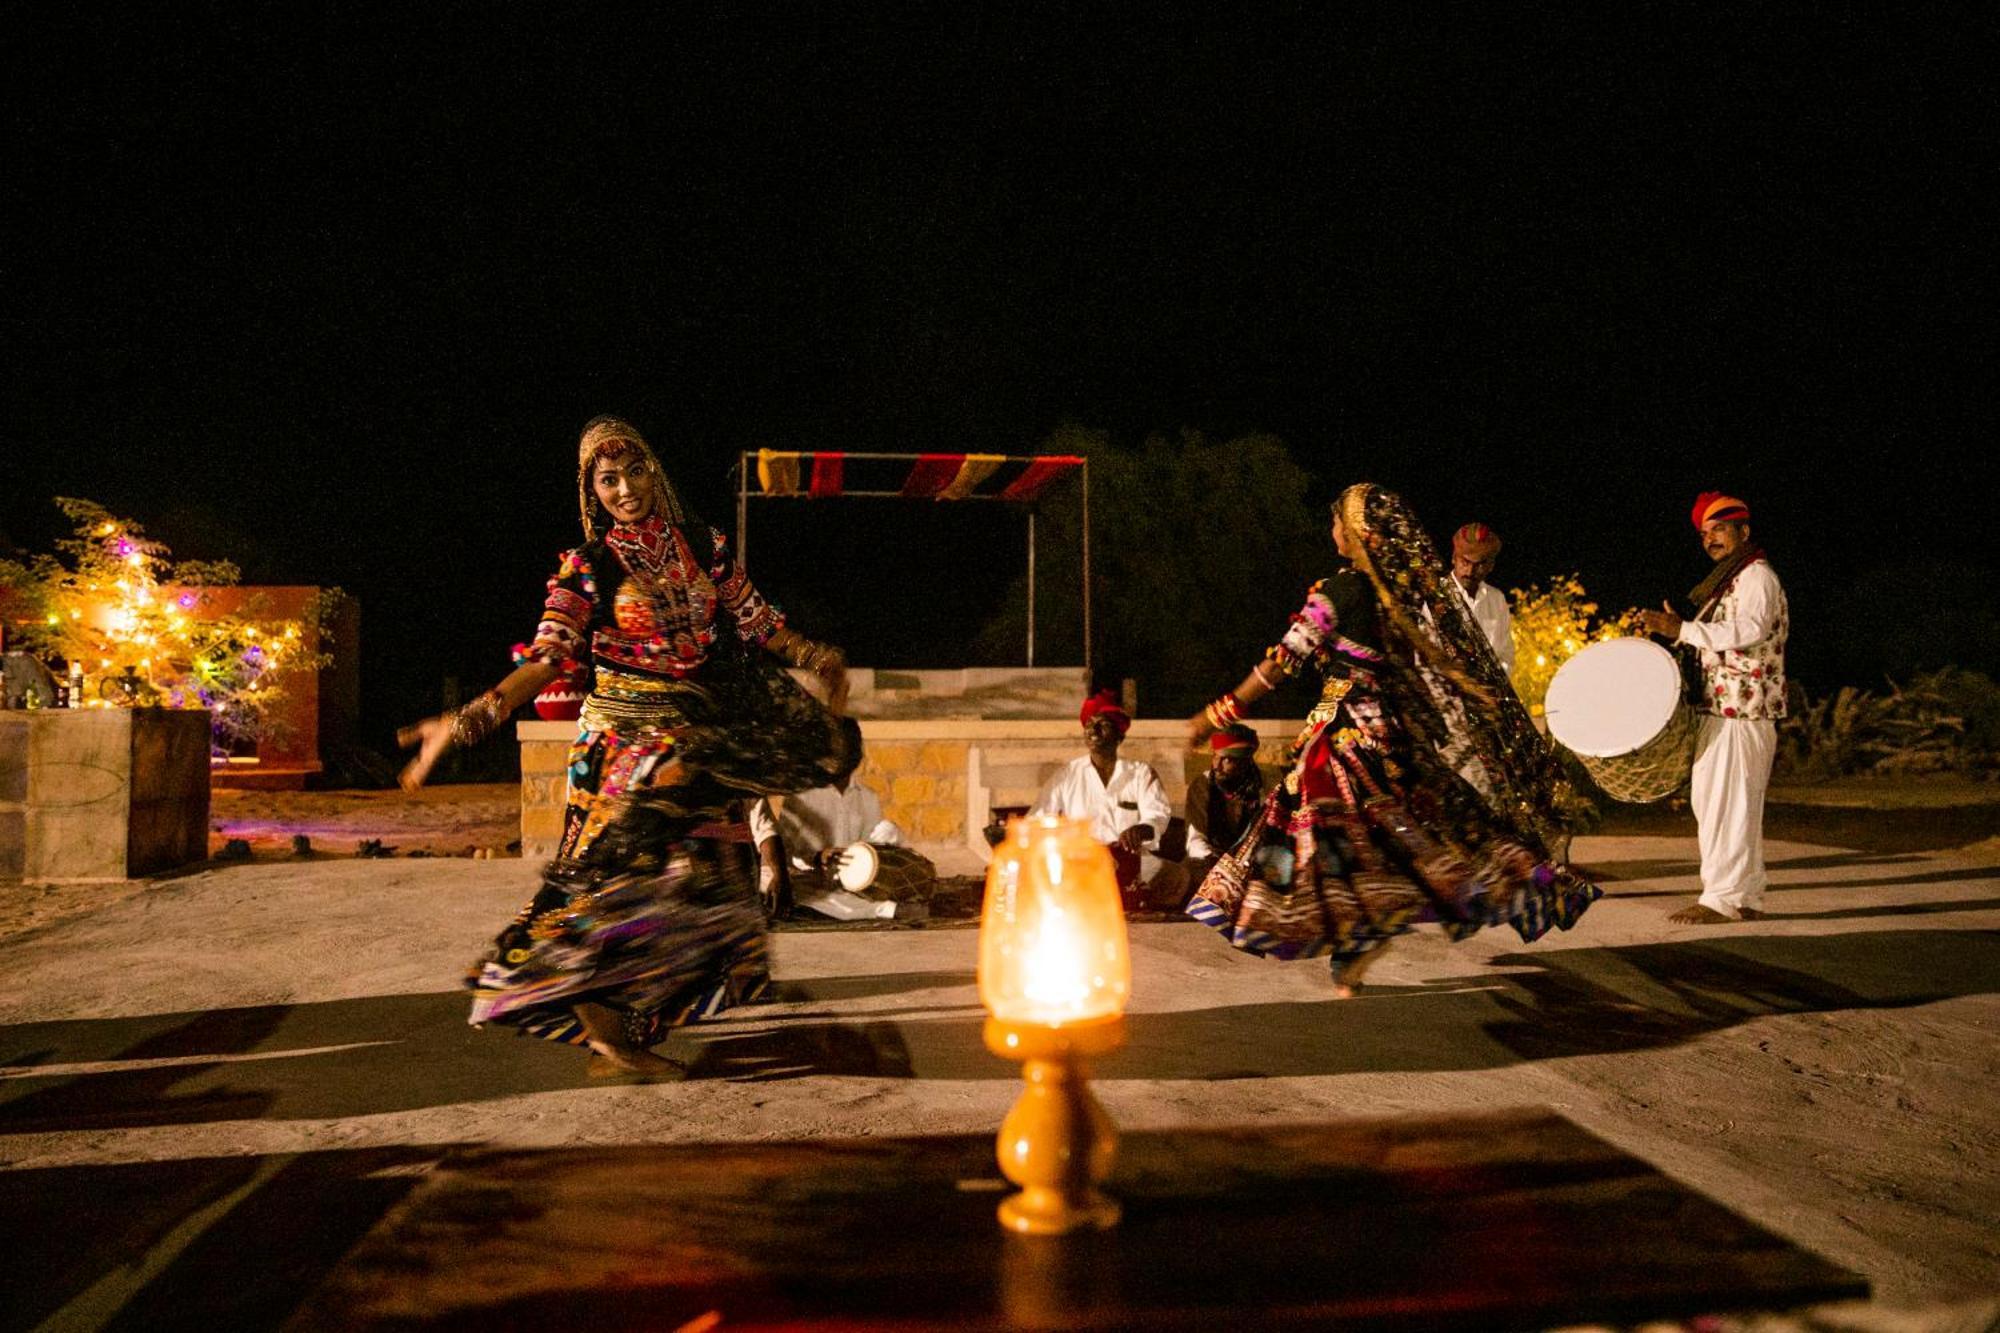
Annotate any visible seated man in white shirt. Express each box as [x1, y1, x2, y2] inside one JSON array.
[[1449, 522, 1516, 678], [749, 720, 935, 921], [1030, 689, 1187, 912]]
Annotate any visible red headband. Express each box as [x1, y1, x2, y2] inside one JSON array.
[[1209, 726, 1257, 755], [1079, 689, 1130, 735], [1691, 492, 1750, 530]]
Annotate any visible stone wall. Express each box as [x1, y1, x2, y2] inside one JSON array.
[[517, 716, 1303, 874], [0, 708, 210, 881]]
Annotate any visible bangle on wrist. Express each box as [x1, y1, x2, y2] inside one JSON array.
[[1205, 692, 1242, 730], [448, 689, 506, 749]]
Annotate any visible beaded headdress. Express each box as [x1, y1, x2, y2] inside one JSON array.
[[576, 416, 690, 540]]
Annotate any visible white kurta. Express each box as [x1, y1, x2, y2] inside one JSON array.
[[1031, 754, 1174, 881], [1676, 559, 1789, 917], [749, 784, 901, 870], [1452, 575, 1516, 677]]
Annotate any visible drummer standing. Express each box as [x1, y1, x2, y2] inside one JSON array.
[[1637, 493, 1790, 924]]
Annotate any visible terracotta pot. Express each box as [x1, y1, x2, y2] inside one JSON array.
[[533, 680, 586, 721]]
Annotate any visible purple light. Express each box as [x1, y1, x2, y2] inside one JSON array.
[[116, 540, 134, 556], [178, 593, 197, 609]]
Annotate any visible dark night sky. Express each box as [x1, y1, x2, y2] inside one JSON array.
[[5, 8, 1994, 745]]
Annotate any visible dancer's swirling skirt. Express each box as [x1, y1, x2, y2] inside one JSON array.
[[467, 803, 769, 1049], [1187, 721, 1601, 983]]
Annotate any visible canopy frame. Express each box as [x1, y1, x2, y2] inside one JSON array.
[[734, 451, 1089, 667]]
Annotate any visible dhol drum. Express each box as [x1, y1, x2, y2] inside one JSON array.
[[1544, 638, 1696, 803]]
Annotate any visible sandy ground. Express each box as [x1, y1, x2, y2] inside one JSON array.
[[0, 787, 1996, 1329], [208, 782, 523, 858]]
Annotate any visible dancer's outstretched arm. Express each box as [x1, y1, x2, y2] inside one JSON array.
[[765, 625, 850, 715], [397, 659, 562, 791]]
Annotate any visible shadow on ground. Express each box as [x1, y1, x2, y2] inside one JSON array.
[[1597, 800, 2000, 855], [2, 931, 1993, 1116], [0, 971, 968, 1132], [681, 928, 2000, 1084], [0, 1145, 440, 1331]]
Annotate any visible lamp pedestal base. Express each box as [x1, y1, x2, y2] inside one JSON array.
[[983, 1015, 1125, 1235]]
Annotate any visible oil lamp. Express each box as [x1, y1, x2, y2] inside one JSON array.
[[977, 814, 1131, 1234]]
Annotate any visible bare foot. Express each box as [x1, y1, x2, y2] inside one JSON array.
[[586, 1049, 685, 1081], [1667, 903, 1739, 924], [1331, 940, 1394, 998]]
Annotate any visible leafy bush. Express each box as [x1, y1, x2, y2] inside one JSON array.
[[1778, 668, 2000, 778], [1506, 576, 1639, 717]]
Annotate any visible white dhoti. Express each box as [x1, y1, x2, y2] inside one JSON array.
[[1689, 714, 1777, 917]]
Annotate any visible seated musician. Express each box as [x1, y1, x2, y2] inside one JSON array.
[[1182, 722, 1265, 881], [749, 719, 935, 920], [1030, 689, 1187, 911]]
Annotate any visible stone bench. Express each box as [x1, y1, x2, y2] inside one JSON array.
[[518, 717, 1301, 876]]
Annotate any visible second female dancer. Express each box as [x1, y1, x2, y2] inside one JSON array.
[[400, 417, 853, 1078], [1186, 482, 1602, 996]]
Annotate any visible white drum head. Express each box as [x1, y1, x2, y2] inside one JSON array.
[[835, 841, 879, 891], [1545, 638, 1683, 758]]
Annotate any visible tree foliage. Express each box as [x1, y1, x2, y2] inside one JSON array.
[[0, 497, 336, 747], [972, 427, 1330, 716]]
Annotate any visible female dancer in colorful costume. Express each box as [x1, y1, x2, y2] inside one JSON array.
[[1185, 483, 1601, 997], [400, 417, 853, 1077]]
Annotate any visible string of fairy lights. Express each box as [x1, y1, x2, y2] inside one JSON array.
[[1, 498, 329, 746]]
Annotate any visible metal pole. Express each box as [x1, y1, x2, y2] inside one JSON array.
[[736, 453, 749, 564], [1080, 459, 1091, 670], [1026, 508, 1036, 667]]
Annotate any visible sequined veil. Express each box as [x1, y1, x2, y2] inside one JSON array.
[[1337, 482, 1585, 852]]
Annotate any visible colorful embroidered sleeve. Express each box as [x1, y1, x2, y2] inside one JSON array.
[[1263, 579, 1340, 677], [706, 529, 785, 645], [526, 547, 597, 666]]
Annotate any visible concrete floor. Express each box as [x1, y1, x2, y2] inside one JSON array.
[[1, 815, 1996, 1329]]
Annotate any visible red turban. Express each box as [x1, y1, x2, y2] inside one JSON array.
[[1452, 523, 1502, 560], [1209, 724, 1257, 755], [1079, 688, 1130, 736], [1691, 492, 1750, 530]]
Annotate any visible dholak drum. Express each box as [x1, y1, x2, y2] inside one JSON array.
[[833, 842, 936, 904], [1544, 638, 1696, 803], [833, 841, 879, 891]]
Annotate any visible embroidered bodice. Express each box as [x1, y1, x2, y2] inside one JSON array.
[[528, 515, 782, 679]]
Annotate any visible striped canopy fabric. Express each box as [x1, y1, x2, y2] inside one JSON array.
[[752, 452, 1084, 501]]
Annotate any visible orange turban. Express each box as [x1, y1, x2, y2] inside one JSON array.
[[1691, 492, 1751, 530]]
